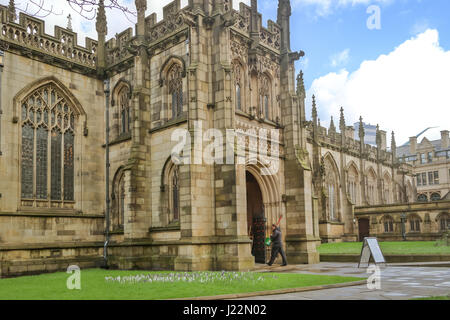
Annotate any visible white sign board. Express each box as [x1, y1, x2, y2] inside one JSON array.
[[358, 237, 386, 268]]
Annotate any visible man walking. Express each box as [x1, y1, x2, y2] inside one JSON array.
[[267, 224, 288, 266]]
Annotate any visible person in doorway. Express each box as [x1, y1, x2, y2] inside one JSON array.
[[267, 224, 287, 266]]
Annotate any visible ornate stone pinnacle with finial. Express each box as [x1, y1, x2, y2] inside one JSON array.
[[359, 116, 365, 138], [67, 14, 73, 31], [312, 95, 317, 121], [296, 70, 305, 97], [8, 0, 16, 22], [339, 107, 345, 130], [96, 0, 107, 35], [329, 116, 336, 132], [391, 131, 396, 148]]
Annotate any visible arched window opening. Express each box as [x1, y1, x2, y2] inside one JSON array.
[[383, 216, 394, 233], [439, 214, 449, 231], [21, 84, 77, 205], [259, 74, 270, 120], [431, 193, 441, 201], [118, 86, 130, 135], [418, 194, 428, 202], [233, 61, 243, 111], [347, 165, 359, 204], [324, 156, 339, 222], [409, 216, 421, 232], [168, 64, 183, 119], [168, 164, 180, 223], [367, 170, 377, 205]]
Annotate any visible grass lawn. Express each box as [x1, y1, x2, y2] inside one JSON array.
[[318, 241, 450, 255], [0, 269, 364, 300], [413, 296, 450, 300]]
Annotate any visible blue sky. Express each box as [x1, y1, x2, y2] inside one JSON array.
[[2, 0, 449, 144]]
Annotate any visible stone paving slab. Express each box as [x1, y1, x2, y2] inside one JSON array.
[[237, 262, 450, 300]]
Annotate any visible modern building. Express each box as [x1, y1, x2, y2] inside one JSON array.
[[354, 122, 377, 146], [397, 130, 450, 202], [0, 0, 430, 278]]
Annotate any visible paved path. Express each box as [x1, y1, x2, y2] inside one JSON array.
[[238, 262, 450, 300]]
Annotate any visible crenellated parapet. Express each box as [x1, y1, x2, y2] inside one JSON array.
[[230, 2, 281, 53], [308, 124, 396, 165], [145, 0, 191, 46], [105, 28, 134, 67], [0, 6, 97, 72]]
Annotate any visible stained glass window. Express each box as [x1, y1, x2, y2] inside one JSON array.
[[36, 126, 48, 199], [64, 131, 74, 201], [20, 84, 77, 206], [21, 124, 34, 199], [51, 130, 62, 200]]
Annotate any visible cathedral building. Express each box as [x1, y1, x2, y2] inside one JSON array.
[[0, 0, 420, 277]]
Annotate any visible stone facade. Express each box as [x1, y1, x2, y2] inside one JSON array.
[[355, 201, 450, 241], [0, 0, 422, 277], [398, 131, 450, 202]]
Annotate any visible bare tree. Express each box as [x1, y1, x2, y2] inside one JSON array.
[[11, 0, 137, 20]]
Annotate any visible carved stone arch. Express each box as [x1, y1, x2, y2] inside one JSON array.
[[111, 166, 126, 230], [159, 55, 187, 87], [345, 160, 360, 174], [323, 152, 341, 182], [407, 213, 422, 222], [160, 156, 174, 191], [365, 166, 377, 179], [160, 157, 181, 225], [245, 159, 283, 227], [13, 76, 86, 122], [435, 212, 450, 222], [111, 78, 133, 106]]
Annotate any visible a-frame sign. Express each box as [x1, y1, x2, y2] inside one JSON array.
[[358, 237, 387, 268]]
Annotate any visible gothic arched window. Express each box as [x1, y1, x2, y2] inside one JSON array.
[[324, 156, 339, 221], [168, 64, 183, 119], [347, 164, 359, 204], [383, 216, 394, 233], [408, 215, 421, 232], [233, 61, 243, 111], [21, 84, 76, 204], [118, 86, 131, 135], [439, 213, 449, 231], [168, 164, 180, 223], [259, 74, 271, 120]]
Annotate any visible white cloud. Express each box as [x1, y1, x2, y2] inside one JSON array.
[[330, 48, 350, 67], [307, 29, 450, 145], [293, 0, 393, 17]]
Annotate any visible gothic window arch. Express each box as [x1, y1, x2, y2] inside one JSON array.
[[347, 163, 359, 204], [324, 155, 340, 221], [437, 213, 449, 231], [407, 214, 421, 233], [382, 215, 394, 233], [167, 63, 183, 120], [167, 163, 180, 223], [233, 61, 244, 111], [366, 168, 377, 205], [259, 73, 271, 120], [112, 169, 126, 231], [20, 84, 77, 206], [118, 86, 131, 135], [383, 173, 392, 204], [418, 194, 428, 202]]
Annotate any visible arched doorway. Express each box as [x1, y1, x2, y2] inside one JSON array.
[[358, 218, 370, 241], [246, 171, 266, 264]]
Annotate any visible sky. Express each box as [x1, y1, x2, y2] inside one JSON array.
[[2, 0, 449, 145]]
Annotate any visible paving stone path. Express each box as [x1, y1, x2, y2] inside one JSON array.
[[238, 262, 450, 300]]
